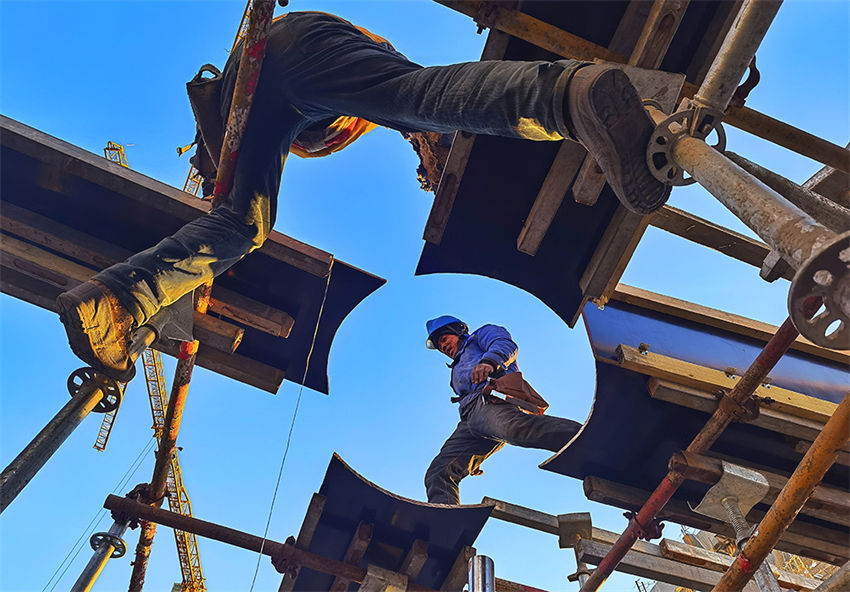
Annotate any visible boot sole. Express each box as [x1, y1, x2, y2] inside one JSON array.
[[57, 284, 136, 382], [571, 68, 670, 214]]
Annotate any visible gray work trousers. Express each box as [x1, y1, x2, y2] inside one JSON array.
[[94, 11, 583, 325], [425, 394, 581, 505]]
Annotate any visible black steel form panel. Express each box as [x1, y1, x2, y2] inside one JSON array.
[[293, 454, 493, 590], [0, 115, 385, 393], [417, 1, 739, 326]]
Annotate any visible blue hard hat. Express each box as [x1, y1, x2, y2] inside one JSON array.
[[425, 315, 468, 349]]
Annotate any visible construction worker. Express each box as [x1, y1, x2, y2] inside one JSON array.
[[57, 11, 670, 382], [423, 316, 581, 505]]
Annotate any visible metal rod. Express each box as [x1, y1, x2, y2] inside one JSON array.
[[693, 0, 783, 113], [127, 3, 275, 587], [0, 382, 105, 513], [578, 313, 812, 591], [469, 555, 495, 592], [71, 520, 128, 592], [103, 495, 440, 592], [712, 393, 850, 591], [725, 152, 850, 234]]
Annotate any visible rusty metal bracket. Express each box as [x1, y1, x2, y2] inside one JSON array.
[[730, 56, 761, 109], [646, 99, 727, 186], [715, 391, 760, 422], [272, 536, 301, 579], [567, 566, 594, 582], [623, 511, 664, 541], [788, 231, 850, 349], [473, 3, 498, 34], [66, 368, 122, 414]]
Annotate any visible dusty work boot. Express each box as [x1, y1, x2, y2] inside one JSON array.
[[56, 279, 137, 382], [567, 65, 671, 214]]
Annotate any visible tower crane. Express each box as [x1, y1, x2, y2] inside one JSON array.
[[98, 142, 207, 591]]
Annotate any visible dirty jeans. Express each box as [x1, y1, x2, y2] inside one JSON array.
[[425, 394, 582, 505], [95, 12, 584, 325]]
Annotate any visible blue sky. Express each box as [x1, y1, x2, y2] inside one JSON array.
[[0, 1, 847, 591]]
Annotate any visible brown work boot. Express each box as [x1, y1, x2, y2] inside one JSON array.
[[56, 279, 137, 382], [568, 65, 671, 214]]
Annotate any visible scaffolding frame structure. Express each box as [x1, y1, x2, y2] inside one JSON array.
[[1, 0, 848, 591]]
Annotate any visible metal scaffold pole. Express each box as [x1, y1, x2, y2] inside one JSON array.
[[124, 1, 276, 590], [70, 519, 129, 592], [712, 393, 850, 592]]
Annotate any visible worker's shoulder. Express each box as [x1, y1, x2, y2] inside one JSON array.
[[472, 323, 512, 337]]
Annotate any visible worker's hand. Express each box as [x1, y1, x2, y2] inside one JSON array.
[[470, 363, 494, 384]]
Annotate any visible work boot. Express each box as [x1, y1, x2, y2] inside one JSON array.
[[56, 279, 137, 382], [568, 65, 671, 214]]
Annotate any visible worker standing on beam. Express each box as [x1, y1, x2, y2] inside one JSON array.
[[423, 316, 581, 505], [56, 11, 670, 380]]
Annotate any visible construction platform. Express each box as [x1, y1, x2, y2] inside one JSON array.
[[0, 115, 385, 394], [541, 285, 849, 565]]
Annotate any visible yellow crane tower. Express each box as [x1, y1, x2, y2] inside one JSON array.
[[98, 142, 207, 592]]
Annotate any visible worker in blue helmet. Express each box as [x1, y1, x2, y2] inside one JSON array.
[[423, 316, 581, 505]]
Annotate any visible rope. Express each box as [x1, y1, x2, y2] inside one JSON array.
[[43, 436, 156, 592], [248, 258, 335, 591]]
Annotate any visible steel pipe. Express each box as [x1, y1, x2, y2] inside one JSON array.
[[71, 520, 128, 592], [469, 555, 495, 592], [725, 152, 850, 234], [712, 392, 850, 591], [670, 135, 837, 270], [0, 382, 106, 513], [103, 495, 440, 592], [693, 0, 783, 113], [578, 312, 811, 592]]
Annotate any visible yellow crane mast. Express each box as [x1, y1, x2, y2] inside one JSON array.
[[97, 142, 206, 591]]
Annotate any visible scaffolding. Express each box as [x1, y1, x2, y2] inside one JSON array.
[[0, 0, 848, 590]]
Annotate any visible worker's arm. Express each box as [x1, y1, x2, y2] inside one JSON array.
[[471, 325, 519, 383]]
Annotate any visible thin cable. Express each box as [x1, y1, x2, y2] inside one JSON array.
[[248, 258, 335, 591], [43, 436, 156, 592]]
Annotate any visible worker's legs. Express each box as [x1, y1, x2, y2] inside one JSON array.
[[424, 421, 505, 505], [467, 395, 581, 453], [283, 12, 669, 213]]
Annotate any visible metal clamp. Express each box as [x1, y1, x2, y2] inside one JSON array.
[[715, 391, 760, 422], [567, 566, 593, 582], [67, 367, 123, 413], [623, 511, 664, 541], [646, 100, 727, 186], [90, 531, 126, 558], [788, 231, 850, 349]]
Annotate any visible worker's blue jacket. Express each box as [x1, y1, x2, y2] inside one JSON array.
[[449, 324, 519, 416]]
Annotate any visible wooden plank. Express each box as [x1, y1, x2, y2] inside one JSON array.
[[440, 545, 475, 591], [649, 379, 850, 465], [400, 539, 429, 580], [794, 439, 850, 468], [1, 202, 295, 338], [659, 539, 821, 591], [516, 140, 586, 255], [495, 578, 549, 592], [670, 451, 850, 528], [572, 0, 690, 207], [278, 493, 326, 592], [434, 1, 623, 62], [616, 343, 838, 423], [329, 521, 374, 591], [583, 476, 850, 564], [648, 205, 796, 281], [577, 538, 762, 592], [423, 28, 511, 245], [1, 115, 333, 277], [612, 284, 849, 364], [208, 285, 294, 338], [0, 232, 244, 354]]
